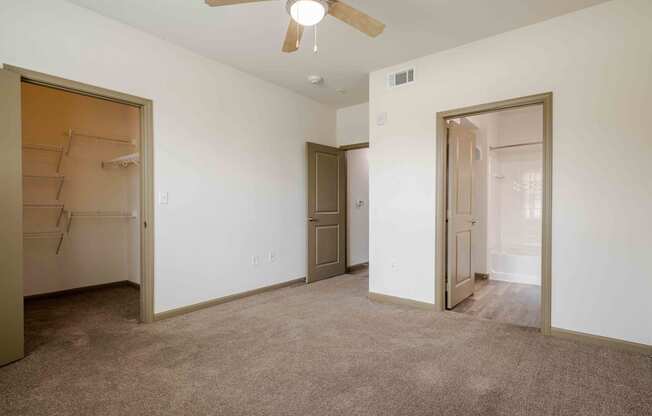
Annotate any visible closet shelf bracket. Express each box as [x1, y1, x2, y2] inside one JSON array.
[[102, 153, 140, 169]]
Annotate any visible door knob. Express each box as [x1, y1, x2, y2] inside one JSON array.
[[470, 219, 479, 225], [308, 218, 318, 222]]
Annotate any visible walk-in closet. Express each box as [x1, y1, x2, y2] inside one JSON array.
[[21, 81, 141, 315]]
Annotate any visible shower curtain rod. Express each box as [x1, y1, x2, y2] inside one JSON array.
[[490, 141, 543, 151]]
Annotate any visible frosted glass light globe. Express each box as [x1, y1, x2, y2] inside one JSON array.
[[289, 0, 326, 27]]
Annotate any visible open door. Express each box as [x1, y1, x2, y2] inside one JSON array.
[[0, 68, 24, 366], [307, 142, 346, 283], [446, 122, 477, 309]]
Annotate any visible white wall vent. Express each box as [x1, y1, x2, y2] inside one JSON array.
[[387, 68, 415, 88]]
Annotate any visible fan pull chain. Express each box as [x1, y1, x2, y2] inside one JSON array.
[[314, 25, 318, 53], [296, 7, 301, 48]]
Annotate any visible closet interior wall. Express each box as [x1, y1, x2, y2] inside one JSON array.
[[22, 82, 140, 296]]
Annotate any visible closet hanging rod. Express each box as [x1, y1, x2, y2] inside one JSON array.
[[23, 232, 64, 254], [66, 129, 136, 155], [23, 175, 65, 180], [489, 141, 543, 151], [24, 203, 66, 227], [22, 144, 65, 172], [24, 203, 65, 208], [22, 143, 64, 152], [23, 175, 66, 199], [66, 211, 137, 234]]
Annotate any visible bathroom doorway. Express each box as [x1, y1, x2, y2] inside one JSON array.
[[435, 94, 552, 332]]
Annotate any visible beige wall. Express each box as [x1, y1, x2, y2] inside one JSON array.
[[22, 83, 140, 295]]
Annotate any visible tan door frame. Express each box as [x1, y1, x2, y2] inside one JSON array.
[[4, 64, 156, 323], [435, 92, 553, 335], [339, 142, 369, 151]]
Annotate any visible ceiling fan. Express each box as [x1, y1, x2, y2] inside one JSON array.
[[205, 0, 385, 53]]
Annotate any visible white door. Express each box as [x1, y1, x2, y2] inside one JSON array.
[[447, 122, 477, 308]]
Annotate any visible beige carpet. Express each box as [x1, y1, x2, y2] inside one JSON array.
[[1, 273, 651, 416]]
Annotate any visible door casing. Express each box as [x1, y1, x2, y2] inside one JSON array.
[[2, 64, 156, 325], [435, 93, 553, 335], [0, 68, 24, 366]]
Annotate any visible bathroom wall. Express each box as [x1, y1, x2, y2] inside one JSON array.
[[22, 82, 140, 296], [485, 106, 543, 285]]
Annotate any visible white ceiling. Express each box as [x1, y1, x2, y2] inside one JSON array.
[[67, 0, 608, 108]]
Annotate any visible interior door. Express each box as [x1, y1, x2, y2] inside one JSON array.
[[307, 142, 346, 283], [446, 122, 477, 309], [0, 68, 24, 366]]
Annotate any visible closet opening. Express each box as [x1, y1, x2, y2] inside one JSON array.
[[7, 69, 156, 360]]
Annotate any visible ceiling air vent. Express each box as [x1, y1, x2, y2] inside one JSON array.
[[387, 68, 415, 88]]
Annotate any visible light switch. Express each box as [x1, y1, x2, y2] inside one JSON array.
[[159, 192, 169, 205], [376, 112, 387, 126]]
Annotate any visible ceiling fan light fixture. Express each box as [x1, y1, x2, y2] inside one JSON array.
[[288, 0, 328, 27]]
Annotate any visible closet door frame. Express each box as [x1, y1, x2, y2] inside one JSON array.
[[4, 64, 156, 324]]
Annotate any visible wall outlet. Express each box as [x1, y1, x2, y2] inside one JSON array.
[[391, 260, 398, 270], [251, 255, 260, 266], [268, 251, 277, 263], [158, 192, 169, 205]]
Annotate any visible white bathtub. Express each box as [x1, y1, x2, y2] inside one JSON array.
[[490, 246, 541, 286]]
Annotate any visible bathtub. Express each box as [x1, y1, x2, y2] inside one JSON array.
[[489, 245, 541, 286]]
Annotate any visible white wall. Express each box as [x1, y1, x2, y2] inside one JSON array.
[[0, 0, 336, 313], [369, 0, 652, 345], [346, 148, 369, 267], [337, 102, 369, 147]]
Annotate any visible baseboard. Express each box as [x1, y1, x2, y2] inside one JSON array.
[[347, 262, 369, 273], [550, 327, 652, 355], [24, 280, 138, 301], [125, 281, 141, 289], [154, 277, 306, 321], [368, 292, 435, 310]]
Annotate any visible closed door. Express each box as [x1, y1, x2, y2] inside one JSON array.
[[0, 69, 24, 366], [447, 122, 477, 308], [307, 142, 346, 283]]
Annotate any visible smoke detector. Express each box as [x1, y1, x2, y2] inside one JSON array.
[[307, 75, 324, 85]]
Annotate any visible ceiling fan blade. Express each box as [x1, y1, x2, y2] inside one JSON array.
[[328, 1, 385, 37], [282, 19, 304, 53], [205, 0, 273, 6]]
